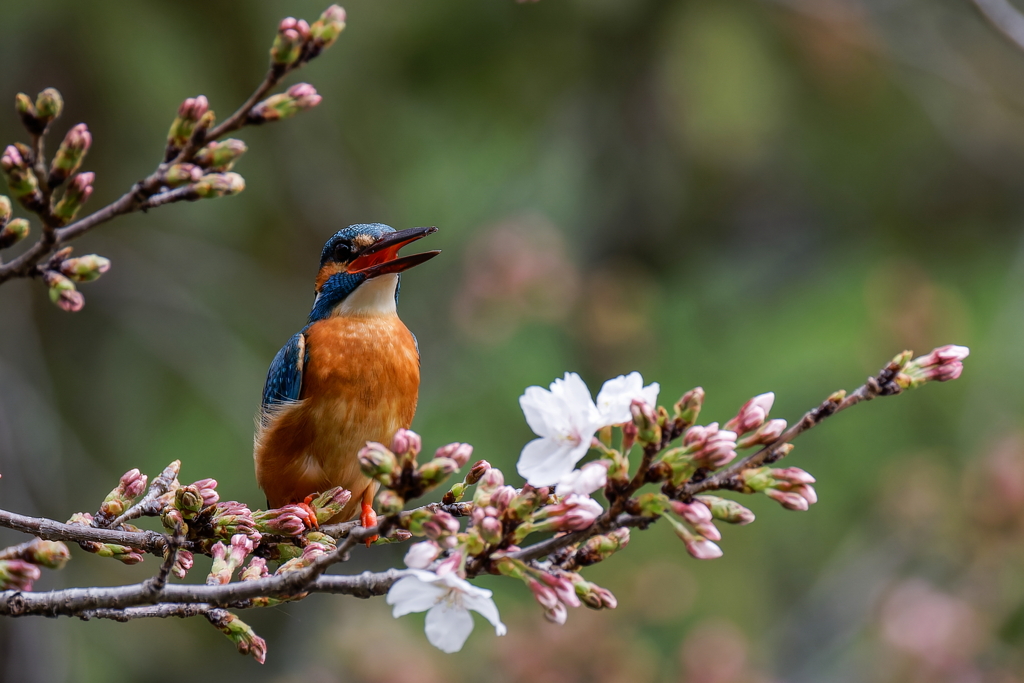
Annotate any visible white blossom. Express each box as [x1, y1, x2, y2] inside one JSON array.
[[517, 371, 658, 487], [595, 372, 660, 424], [517, 373, 605, 486], [386, 570, 506, 653]]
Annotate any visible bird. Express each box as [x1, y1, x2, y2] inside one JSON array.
[[254, 223, 440, 538]]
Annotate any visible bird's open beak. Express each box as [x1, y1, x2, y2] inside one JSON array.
[[347, 227, 441, 277]]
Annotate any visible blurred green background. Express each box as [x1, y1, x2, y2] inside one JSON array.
[[1, 0, 1022, 680]]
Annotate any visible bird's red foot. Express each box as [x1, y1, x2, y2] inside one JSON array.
[[361, 501, 379, 547], [297, 495, 320, 530]]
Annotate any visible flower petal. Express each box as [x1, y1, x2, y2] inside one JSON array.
[[386, 574, 445, 617], [424, 600, 475, 653], [462, 592, 508, 636], [518, 438, 580, 487], [519, 386, 565, 438]]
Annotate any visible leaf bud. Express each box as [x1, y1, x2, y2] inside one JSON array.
[[42, 271, 84, 312], [0, 218, 29, 250], [48, 123, 91, 187]]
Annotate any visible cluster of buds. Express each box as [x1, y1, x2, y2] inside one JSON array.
[[442, 454, 488, 503], [308, 486, 352, 525], [170, 549, 194, 580], [95, 468, 148, 524], [405, 509, 461, 552], [0, 560, 41, 591], [271, 17, 311, 67], [14, 88, 62, 135], [207, 535, 255, 585], [193, 139, 247, 172], [208, 501, 261, 544], [656, 423, 739, 485], [740, 467, 818, 511], [0, 195, 29, 250], [0, 538, 71, 570], [725, 392, 788, 448], [52, 171, 95, 224], [166, 95, 212, 156], [276, 542, 328, 575], [253, 505, 314, 536], [571, 527, 630, 566], [48, 123, 91, 188], [192, 172, 245, 199], [897, 346, 970, 389], [67, 512, 144, 564], [212, 612, 267, 665], [358, 429, 471, 505], [163, 163, 203, 188], [0, 538, 72, 590], [309, 5, 346, 53], [516, 493, 602, 541], [249, 83, 322, 124], [1, 144, 43, 211], [268, 5, 346, 69]]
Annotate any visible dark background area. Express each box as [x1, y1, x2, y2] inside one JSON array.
[[1, 0, 1023, 681]]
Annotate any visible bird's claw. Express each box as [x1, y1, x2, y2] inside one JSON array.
[[361, 501, 378, 547]]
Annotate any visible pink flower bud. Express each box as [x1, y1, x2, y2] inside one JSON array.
[[546, 494, 603, 531], [189, 478, 219, 506], [670, 500, 713, 525], [539, 572, 581, 608], [771, 467, 816, 485], [391, 428, 422, 458], [404, 540, 441, 569], [434, 549, 463, 577], [435, 442, 474, 467], [479, 468, 505, 490], [555, 461, 609, 496], [683, 423, 738, 468], [684, 535, 723, 560], [119, 468, 148, 499], [479, 516, 504, 544], [765, 488, 810, 511], [491, 485, 517, 511], [544, 601, 568, 624], [466, 459, 491, 485], [240, 556, 268, 582], [171, 550, 193, 580], [725, 392, 774, 435], [0, 560, 41, 591], [286, 83, 322, 109], [527, 578, 560, 611], [177, 95, 209, 121], [901, 345, 970, 388], [279, 17, 311, 39]]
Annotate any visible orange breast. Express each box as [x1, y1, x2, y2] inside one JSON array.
[[254, 315, 420, 517]]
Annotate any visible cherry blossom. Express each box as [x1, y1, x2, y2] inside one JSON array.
[[386, 569, 507, 653], [517, 372, 658, 486]]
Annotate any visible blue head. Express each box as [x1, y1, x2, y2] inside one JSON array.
[[309, 223, 439, 323]]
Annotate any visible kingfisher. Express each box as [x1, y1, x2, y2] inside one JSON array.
[[254, 223, 440, 537]]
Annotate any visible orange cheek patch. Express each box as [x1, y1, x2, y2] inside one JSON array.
[[315, 262, 347, 291]]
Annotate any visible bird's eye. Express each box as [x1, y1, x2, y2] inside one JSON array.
[[333, 243, 352, 261]]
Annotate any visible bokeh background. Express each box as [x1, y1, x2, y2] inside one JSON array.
[[1, 0, 1023, 680]]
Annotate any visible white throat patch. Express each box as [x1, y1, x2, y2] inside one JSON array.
[[334, 273, 399, 317]]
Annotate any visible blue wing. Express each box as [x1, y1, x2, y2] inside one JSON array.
[[261, 332, 307, 412]]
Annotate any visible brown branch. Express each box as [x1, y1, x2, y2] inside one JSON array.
[[0, 31, 310, 287], [0, 508, 171, 555], [679, 359, 902, 498]]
